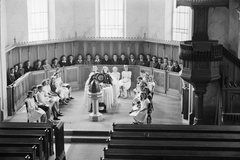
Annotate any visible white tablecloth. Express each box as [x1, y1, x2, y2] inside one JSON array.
[[85, 86, 114, 111]]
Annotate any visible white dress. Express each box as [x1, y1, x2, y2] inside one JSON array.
[[55, 77, 69, 99], [119, 71, 132, 97], [25, 98, 46, 122], [148, 82, 155, 92], [130, 98, 150, 123], [110, 72, 120, 102]]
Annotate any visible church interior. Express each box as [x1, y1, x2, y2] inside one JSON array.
[[0, 0, 240, 159]]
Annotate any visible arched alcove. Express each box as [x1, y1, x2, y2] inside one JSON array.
[[112, 42, 118, 56]]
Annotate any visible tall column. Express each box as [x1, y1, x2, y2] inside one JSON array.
[[0, 0, 7, 121], [192, 7, 209, 41], [193, 85, 207, 125]]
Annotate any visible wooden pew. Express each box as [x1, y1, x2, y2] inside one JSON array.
[[104, 148, 240, 160], [107, 139, 240, 151], [0, 129, 49, 160], [0, 146, 37, 160], [110, 131, 240, 141], [0, 137, 44, 160], [0, 155, 31, 160], [112, 124, 240, 133], [0, 122, 54, 155]]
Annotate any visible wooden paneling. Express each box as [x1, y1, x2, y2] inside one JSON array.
[[112, 42, 118, 55], [29, 46, 38, 65], [64, 66, 80, 90], [21, 47, 29, 64], [12, 48, 19, 66], [11, 73, 31, 115], [39, 45, 47, 60], [104, 42, 110, 55], [157, 44, 164, 57], [48, 44, 55, 63], [31, 70, 46, 86], [153, 69, 166, 93], [65, 42, 72, 56], [167, 71, 182, 97], [139, 43, 144, 55], [86, 42, 92, 55], [130, 42, 136, 54], [56, 43, 64, 59], [139, 66, 153, 75]]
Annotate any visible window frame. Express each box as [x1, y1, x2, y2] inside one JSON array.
[[27, 0, 49, 42], [172, 0, 193, 41], [97, 0, 126, 38]]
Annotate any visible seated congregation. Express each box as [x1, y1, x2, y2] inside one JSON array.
[[25, 69, 74, 123], [7, 53, 181, 85]]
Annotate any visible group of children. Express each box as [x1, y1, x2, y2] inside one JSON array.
[[129, 70, 155, 124], [25, 69, 74, 123]]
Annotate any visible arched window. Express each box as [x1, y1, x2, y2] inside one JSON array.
[[27, 0, 49, 41], [172, 0, 192, 41], [100, 0, 124, 37]]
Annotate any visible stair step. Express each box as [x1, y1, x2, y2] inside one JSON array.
[[64, 130, 109, 137], [64, 136, 109, 143]]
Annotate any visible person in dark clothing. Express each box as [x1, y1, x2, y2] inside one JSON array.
[[75, 54, 84, 65], [93, 54, 101, 65], [149, 55, 159, 68], [119, 53, 129, 65], [18, 62, 25, 76], [59, 55, 67, 67], [8, 67, 15, 85], [129, 53, 137, 65], [24, 60, 33, 73], [101, 54, 112, 65], [111, 54, 119, 65], [136, 54, 146, 66], [173, 61, 181, 72], [67, 55, 75, 66], [14, 64, 22, 79], [157, 57, 163, 69], [84, 53, 93, 65], [145, 54, 152, 67], [34, 59, 44, 71], [160, 57, 168, 70], [51, 58, 60, 68]]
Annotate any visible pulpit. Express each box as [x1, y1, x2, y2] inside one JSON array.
[[177, 0, 227, 124], [88, 80, 103, 122]]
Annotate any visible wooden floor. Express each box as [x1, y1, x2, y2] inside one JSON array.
[[6, 89, 186, 130]]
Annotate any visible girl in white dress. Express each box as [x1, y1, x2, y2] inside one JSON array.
[[25, 91, 47, 122], [130, 92, 150, 124], [148, 75, 155, 97], [110, 66, 120, 102], [119, 65, 132, 98]]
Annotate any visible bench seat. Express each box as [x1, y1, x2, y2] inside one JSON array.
[[104, 148, 240, 159], [110, 131, 240, 141], [113, 124, 240, 133], [108, 139, 240, 151]]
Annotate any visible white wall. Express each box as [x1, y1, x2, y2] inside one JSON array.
[[126, 0, 148, 37], [0, 0, 8, 120], [148, 0, 165, 39], [6, 0, 28, 46]]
